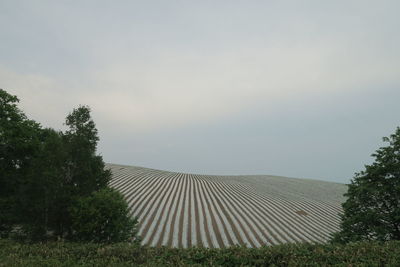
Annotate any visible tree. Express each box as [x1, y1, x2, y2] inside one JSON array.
[[332, 127, 400, 243], [17, 128, 67, 240], [64, 106, 111, 197], [0, 89, 137, 243], [63, 108, 138, 242], [69, 188, 139, 243], [54, 105, 112, 237], [0, 89, 41, 237]]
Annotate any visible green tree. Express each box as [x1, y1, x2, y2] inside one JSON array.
[[0, 89, 41, 237], [17, 128, 67, 240], [55, 106, 112, 237], [332, 127, 400, 243], [1, 89, 137, 243], [69, 188, 139, 243], [64, 106, 111, 197]]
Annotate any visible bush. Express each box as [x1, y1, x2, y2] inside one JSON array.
[[1, 239, 400, 266], [69, 188, 139, 243]]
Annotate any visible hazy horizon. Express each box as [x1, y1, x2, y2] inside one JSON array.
[[1, 1, 400, 183]]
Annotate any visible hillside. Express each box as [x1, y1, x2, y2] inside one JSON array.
[[107, 163, 347, 248]]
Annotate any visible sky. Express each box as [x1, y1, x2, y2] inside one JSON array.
[[1, 1, 399, 183]]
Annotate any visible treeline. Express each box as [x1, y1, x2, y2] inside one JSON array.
[[1, 239, 400, 266], [0, 89, 137, 242]]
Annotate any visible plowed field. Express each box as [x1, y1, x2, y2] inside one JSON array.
[[107, 163, 346, 248]]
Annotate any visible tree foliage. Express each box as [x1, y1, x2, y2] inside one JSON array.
[[17, 128, 66, 240], [52, 106, 112, 237], [64, 106, 111, 197], [332, 127, 400, 243], [70, 188, 139, 243], [0, 89, 137, 242], [0, 89, 42, 236]]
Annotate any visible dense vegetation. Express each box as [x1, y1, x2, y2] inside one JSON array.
[[1, 239, 400, 266], [69, 188, 138, 243], [332, 127, 400, 243], [0, 89, 137, 242]]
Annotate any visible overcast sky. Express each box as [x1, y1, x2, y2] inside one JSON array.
[[1, 1, 399, 183]]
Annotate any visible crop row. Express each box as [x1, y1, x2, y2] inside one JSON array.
[[107, 164, 344, 248]]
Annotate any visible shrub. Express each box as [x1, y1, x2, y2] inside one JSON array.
[[69, 188, 139, 243], [1, 239, 400, 266]]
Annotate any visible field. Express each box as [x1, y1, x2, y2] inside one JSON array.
[[107, 164, 347, 248]]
